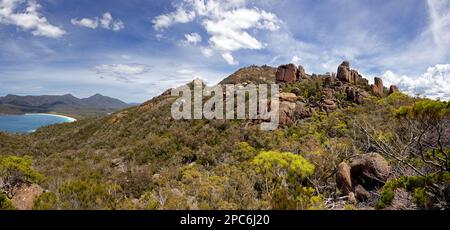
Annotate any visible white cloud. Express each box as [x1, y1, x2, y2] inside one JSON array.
[[376, 0, 450, 73], [291, 56, 301, 66], [71, 12, 124, 31], [427, 0, 450, 49], [111, 20, 125, 31], [221, 52, 238, 65], [200, 46, 214, 57], [381, 64, 450, 100], [71, 18, 98, 29], [152, 0, 281, 65], [152, 6, 196, 31], [0, 0, 66, 38], [184, 32, 202, 44], [95, 63, 151, 81], [101, 12, 125, 31]]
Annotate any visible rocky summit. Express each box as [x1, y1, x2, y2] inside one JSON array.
[[273, 61, 399, 126]]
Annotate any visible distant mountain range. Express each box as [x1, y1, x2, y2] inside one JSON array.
[[0, 94, 133, 118]]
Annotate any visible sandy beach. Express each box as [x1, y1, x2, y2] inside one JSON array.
[[25, 113, 77, 122]]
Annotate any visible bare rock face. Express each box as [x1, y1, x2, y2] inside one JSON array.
[[346, 87, 369, 104], [297, 65, 307, 79], [371, 77, 384, 97], [322, 88, 335, 100], [336, 162, 352, 195], [279, 100, 314, 126], [276, 64, 298, 84], [320, 88, 338, 113], [321, 99, 338, 113], [355, 185, 371, 202], [336, 153, 390, 199], [294, 102, 315, 119], [350, 153, 390, 190], [279, 92, 298, 102], [337, 61, 351, 82], [11, 184, 44, 210], [279, 101, 297, 125], [336, 61, 368, 85], [389, 85, 399, 95]]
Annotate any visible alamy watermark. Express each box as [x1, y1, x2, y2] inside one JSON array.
[[171, 80, 280, 130]]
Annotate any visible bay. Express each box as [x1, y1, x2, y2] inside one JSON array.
[[0, 113, 76, 133]]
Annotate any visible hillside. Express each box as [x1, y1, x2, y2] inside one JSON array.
[[0, 94, 131, 118], [1, 61, 449, 210]]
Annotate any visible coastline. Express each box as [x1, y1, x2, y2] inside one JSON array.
[[24, 113, 77, 122]]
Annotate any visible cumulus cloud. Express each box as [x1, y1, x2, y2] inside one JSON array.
[[101, 12, 124, 31], [71, 18, 98, 29], [0, 0, 66, 38], [95, 63, 151, 82], [221, 52, 238, 65], [71, 12, 124, 31], [152, 6, 195, 31], [381, 64, 450, 100], [184, 32, 202, 44], [152, 0, 281, 65], [291, 56, 301, 66]]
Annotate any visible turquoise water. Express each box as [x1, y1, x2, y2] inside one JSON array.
[[0, 114, 76, 133]]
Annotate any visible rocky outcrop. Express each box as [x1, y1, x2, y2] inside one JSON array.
[[346, 86, 369, 104], [294, 102, 315, 119], [279, 101, 297, 125], [276, 64, 298, 84], [297, 65, 307, 80], [371, 77, 384, 97], [337, 61, 351, 82], [279, 100, 315, 126], [324, 76, 335, 86], [355, 185, 370, 201], [279, 92, 298, 102], [336, 153, 390, 202], [350, 153, 391, 190], [276, 64, 309, 83], [321, 99, 338, 113], [320, 88, 338, 113], [389, 85, 399, 95], [336, 162, 352, 195], [321, 88, 335, 100], [336, 61, 368, 85]]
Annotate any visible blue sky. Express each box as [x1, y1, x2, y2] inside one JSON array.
[[0, 0, 449, 102]]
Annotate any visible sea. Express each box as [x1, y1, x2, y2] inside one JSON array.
[[0, 113, 76, 133]]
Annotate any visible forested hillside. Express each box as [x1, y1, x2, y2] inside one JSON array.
[[1, 62, 449, 210]]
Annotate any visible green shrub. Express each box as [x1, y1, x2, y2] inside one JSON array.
[[58, 179, 122, 210], [0, 155, 44, 184], [0, 193, 15, 210], [377, 172, 450, 209], [413, 187, 428, 207], [252, 151, 315, 182], [33, 192, 58, 210]]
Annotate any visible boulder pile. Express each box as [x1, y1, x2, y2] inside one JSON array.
[[273, 60, 401, 126], [276, 64, 308, 84], [336, 61, 369, 85], [371, 77, 384, 97], [336, 153, 391, 202]]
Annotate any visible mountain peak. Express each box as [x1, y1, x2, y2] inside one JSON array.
[[220, 65, 276, 85], [91, 93, 104, 97]]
